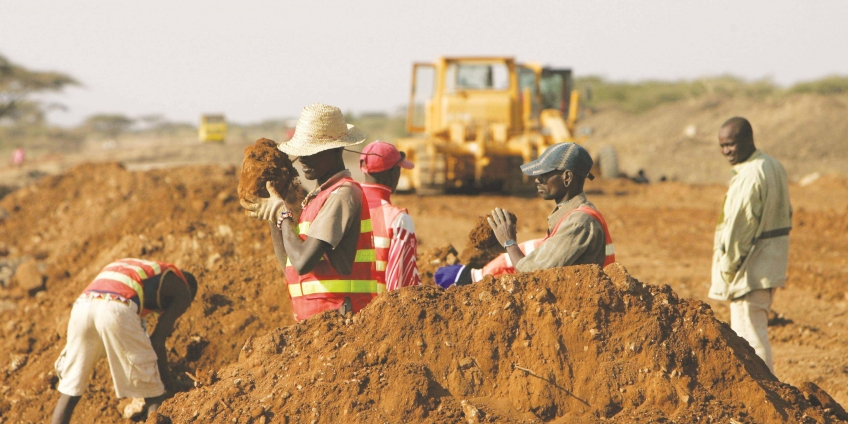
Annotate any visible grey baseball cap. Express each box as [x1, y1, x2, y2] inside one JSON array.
[[520, 142, 595, 180]]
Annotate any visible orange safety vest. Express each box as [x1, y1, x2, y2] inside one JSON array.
[[361, 183, 407, 287], [83, 258, 188, 317], [284, 177, 381, 321], [480, 206, 615, 278]]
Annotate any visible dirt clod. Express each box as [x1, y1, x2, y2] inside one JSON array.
[[238, 138, 305, 219], [458, 214, 516, 269]]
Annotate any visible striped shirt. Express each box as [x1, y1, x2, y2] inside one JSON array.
[[385, 212, 420, 291]]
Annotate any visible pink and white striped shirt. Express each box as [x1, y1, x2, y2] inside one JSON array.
[[362, 183, 420, 291]]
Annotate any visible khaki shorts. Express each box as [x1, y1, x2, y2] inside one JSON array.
[[54, 295, 165, 398]]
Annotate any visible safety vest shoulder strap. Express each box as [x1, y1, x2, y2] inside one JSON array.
[[301, 177, 363, 223], [547, 206, 616, 267]]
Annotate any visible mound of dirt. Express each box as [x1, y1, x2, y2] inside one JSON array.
[[458, 213, 517, 269], [3, 161, 847, 422], [154, 263, 841, 423], [0, 162, 296, 422], [238, 138, 305, 220]]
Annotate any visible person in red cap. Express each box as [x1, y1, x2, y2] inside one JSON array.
[[359, 141, 421, 291]]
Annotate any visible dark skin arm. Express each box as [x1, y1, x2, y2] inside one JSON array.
[[51, 394, 81, 424], [270, 218, 334, 275], [269, 221, 288, 271], [263, 183, 335, 275], [148, 272, 193, 396]]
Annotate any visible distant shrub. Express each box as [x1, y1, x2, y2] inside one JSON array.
[[789, 75, 848, 95], [573, 75, 848, 114]]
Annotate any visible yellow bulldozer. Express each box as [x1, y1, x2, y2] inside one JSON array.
[[199, 114, 227, 143], [395, 56, 617, 194]]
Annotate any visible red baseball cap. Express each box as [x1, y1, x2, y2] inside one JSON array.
[[359, 141, 414, 173]]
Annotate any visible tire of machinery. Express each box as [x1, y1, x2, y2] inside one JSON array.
[[415, 146, 447, 196], [597, 145, 620, 179]]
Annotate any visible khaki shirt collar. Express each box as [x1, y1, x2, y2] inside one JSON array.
[[319, 169, 352, 191], [548, 192, 588, 229], [304, 170, 352, 207], [731, 149, 762, 176]]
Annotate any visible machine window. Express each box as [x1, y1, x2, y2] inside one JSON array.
[[540, 73, 565, 111], [409, 65, 435, 130], [447, 63, 510, 91]]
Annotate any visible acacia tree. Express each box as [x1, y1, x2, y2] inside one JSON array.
[[83, 114, 135, 139], [0, 53, 79, 124]]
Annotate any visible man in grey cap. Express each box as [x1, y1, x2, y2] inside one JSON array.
[[435, 142, 615, 288], [488, 141, 615, 273]]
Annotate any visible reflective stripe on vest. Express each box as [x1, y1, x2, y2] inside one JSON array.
[[297, 219, 372, 236], [373, 236, 391, 248], [289, 279, 386, 297], [284, 177, 379, 321], [286, 249, 377, 267]]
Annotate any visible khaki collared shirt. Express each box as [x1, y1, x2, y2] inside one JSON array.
[[515, 192, 607, 272], [304, 170, 363, 275], [709, 150, 792, 301]]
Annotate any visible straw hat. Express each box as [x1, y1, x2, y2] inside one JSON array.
[[277, 103, 366, 156]]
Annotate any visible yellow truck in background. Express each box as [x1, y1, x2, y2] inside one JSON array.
[[395, 56, 617, 194], [199, 114, 227, 143]]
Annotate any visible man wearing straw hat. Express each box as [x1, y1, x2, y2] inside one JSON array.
[[242, 103, 381, 321]]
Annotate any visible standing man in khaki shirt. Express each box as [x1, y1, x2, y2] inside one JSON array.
[[709, 117, 792, 373]]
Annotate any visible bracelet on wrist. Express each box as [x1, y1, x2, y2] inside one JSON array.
[[276, 210, 293, 230], [503, 239, 516, 250]]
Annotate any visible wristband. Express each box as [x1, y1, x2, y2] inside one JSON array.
[[503, 239, 516, 250], [276, 210, 293, 230]]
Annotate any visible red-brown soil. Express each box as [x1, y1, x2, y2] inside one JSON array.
[[1, 163, 847, 423], [0, 163, 296, 422], [155, 263, 840, 423]]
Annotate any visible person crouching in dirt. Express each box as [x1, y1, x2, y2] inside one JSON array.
[[242, 103, 380, 321], [359, 141, 421, 290], [708, 117, 791, 374], [51, 259, 198, 424], [435, 142, 615, 288]]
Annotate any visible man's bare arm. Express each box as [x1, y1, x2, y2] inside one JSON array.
[[269, 221, 288, 271], [279, 218, 333, 275], [149, 274, 193, 390]]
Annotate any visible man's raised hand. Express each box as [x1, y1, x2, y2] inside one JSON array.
[[240, 181, 288, 221], [487, 207, 517, 246]]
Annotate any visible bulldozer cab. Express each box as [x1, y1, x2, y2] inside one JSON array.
[[407, 57, 521, 139], [540, 68, 573, 116]]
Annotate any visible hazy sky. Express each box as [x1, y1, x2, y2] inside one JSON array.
[[2, 0, 846, 126]]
